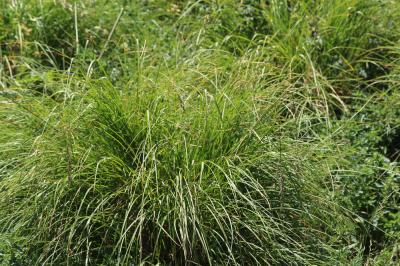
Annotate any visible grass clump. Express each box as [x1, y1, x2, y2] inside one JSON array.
[[0, 71, 353, 264]]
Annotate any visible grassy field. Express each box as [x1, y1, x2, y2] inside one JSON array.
[[0, 0, 399, 265]]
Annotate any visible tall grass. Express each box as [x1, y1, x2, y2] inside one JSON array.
[[0, 58, 354, 264], [1, 0, 399, 264]]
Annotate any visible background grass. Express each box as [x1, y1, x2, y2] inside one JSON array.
[[1, 0, 399, 265]]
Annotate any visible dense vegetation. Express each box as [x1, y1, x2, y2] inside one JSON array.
[[0, 0, 399, 265]]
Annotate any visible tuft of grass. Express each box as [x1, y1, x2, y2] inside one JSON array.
[[0, 67, 354, 264]]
